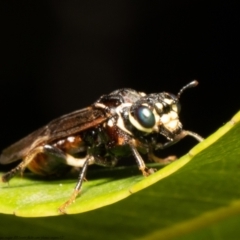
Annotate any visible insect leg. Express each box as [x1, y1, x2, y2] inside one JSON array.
[[149, 130, 204, 164], [65, 153, 95, 167], [162, 130, 204, 149], [148, 151, 177, 165], [58, 155, 94, 213], [1, 145, 47, 182], [129, 143, 155, 176], [181, 130, 204, 142], [153, 129, 204, 151]]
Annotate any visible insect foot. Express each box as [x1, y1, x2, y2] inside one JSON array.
[[58, 189, 80, 213]]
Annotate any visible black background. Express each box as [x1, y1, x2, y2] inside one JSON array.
[[0, 1, 239, 167]]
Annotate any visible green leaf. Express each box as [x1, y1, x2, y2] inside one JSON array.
[[1, 111, 240, 240]]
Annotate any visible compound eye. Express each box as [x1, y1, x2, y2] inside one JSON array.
[[134, 106, 155, 128]]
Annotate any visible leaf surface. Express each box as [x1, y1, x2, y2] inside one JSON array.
[[1, 111, 240, 240]]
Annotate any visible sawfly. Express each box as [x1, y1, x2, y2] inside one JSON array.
[[0, 81, 203, 212]]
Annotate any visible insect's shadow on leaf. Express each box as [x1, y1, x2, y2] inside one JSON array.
[[1, 161, 164, 191]]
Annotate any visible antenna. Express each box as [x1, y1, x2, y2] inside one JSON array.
[[177, 80, 199, 99]]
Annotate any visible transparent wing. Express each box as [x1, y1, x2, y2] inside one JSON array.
[[0, 107, 107, 164]]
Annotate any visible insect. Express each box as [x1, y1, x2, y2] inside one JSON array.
[[0, 81, 203, 212]]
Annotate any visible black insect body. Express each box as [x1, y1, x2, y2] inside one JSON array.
[[0, 81, 203, 212]]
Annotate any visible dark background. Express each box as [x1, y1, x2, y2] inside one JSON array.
[[0, 1, 239, 166]]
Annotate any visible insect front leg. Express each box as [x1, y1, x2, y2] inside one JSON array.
[[147, 140, 177, 165], [149, 129, 204, 164], [161, 130, 204, 149], [148, 150, 177, 165]]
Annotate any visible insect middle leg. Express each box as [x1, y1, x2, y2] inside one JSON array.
[[129, 143, 155, 176]]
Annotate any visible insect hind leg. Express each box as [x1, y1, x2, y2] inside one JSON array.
[[59, 155, 94, 213], [1, 144, 75, 182], [1, 145, 47, 182]]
